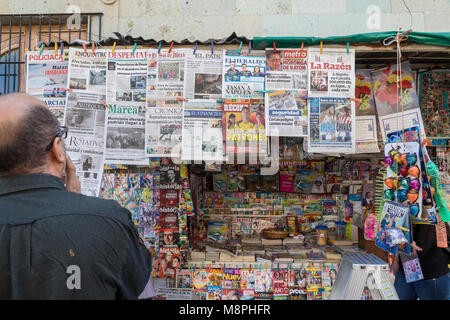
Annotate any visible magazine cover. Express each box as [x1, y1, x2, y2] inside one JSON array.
[[176, 269, 193, 289], [157, 247, 181, 278], [308, 97, 356, 153], [240, 269, 256, 299], [305, 267, 322, 289], [272, 270, 289, 298], [255, 270, 273, 293], [222, 268, 241, 290], [192, 268, 208, 292], [159, 227, 180, 247], [206, 285, 222, 300], [222, 98, 268, 154]]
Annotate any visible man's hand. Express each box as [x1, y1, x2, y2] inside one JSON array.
[[64, 155, 81, 194]]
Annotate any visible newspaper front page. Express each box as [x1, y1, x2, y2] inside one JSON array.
[[265, 89, 308, 137], [67, 48, 107, 94], [265, 48, 308, 91], [64, 91, 107, 196], [222, 50, 266, 99], [26, 50, 69, 124], [184, 50, 223, 100], [145, 99, 183, 157], [147, 49, 188, 98], [181, 101, 223, 162], [307, 97, 356, 154], [307, 48, 355, 98], [105, 50, 148, 164]]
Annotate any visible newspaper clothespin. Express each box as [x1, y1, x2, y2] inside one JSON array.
[[331, 263, 334, 272], [210, 40, 214, 54], [349, 97, 362, 103], [273, 42, 277, 54], [259, 264, 262, 272], [39, 43, 44, 55], [346, 42, 350, 54], [112, 41, 116, 54], [54, 43, 58, 55], [158, 42, 162, 54], [216, 99, 225, 104], [300, 41, 304, 51], [320, 41, 323, 54], [201, 261, 204, 271], [168, 41, 174, 54], [60, 42, 64, 55], [176, 97, 188, 102], [193, 42, 198, 54], [92, 42, 95, 54], [248, 40, 252, 54], [238, 41, 242, 54], [99, 101, 110, 109], [301, 95, 313, 100], [269, 90, 286, 97], [277, 263, 280, 272], [82, 42, 87, 54], [132, 43, 137, 54], [25, 47, 28, 54]]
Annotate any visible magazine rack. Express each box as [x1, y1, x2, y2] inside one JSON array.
[[329, 253, 398, 300]]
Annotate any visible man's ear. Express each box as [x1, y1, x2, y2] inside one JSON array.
[[50, 137, 65, 164]]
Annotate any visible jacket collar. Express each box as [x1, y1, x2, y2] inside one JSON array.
[[0, 173, 66, 196]]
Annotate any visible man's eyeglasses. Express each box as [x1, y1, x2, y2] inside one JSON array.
[[45, 126, 68, 151]]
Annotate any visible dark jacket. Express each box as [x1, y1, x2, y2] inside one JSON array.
[[407, 224, 449, 280], [0, 173, 152, 299]]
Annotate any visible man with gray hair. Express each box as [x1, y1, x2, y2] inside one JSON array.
[[0, 93, 152, 299]]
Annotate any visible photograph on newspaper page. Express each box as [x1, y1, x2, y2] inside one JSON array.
[[26, 50, 69, 124], [308, 97, 355, 154], [265, 48, 308, 91], [307, 48, 355, 98], [105, 50, 148, 164], [265, 89, 308, 137], [145, 99, 183, 158], [64, 91, 107, 196], [184, 50, 223, 100], [372, 62, 426, 141], [181, 101, 223, 162], [147, 49, 188, 98], [222, 50, 266, 99], [222, 99, 268, 154], [67, 48, 107, 94], [355, 69, 379, 153]]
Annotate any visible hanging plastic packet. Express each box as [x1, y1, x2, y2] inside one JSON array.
[[400, 252, 424, 283], [364, 208, 378, 241]]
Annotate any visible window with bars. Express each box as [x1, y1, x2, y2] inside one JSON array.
[[0, 13, 103, 95]]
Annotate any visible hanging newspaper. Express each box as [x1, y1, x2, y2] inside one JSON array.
[[145, 99, 183, 158], [222, 50, 266, 99], [181, 101, 223, 162], [64, 91, 107, 197], [355, 70, 379, 153], [105, 50, 148, 164], [307, 97, 356, 154], [222, 99, 268, 154], [372, 62, 426, 142], [265, 48, 308, 90], [147, 49, 188, 98], [184, 50, 223, 100], [26, 50, 69, 124], [307, 48, 355, 98], [265, 89, 308, 137], [67, 48, 107, 94]]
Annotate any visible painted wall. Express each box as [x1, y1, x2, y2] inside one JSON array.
[[1, 0, 449, 41]]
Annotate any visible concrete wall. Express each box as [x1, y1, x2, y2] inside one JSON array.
[[1, 0, 449, 41]]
